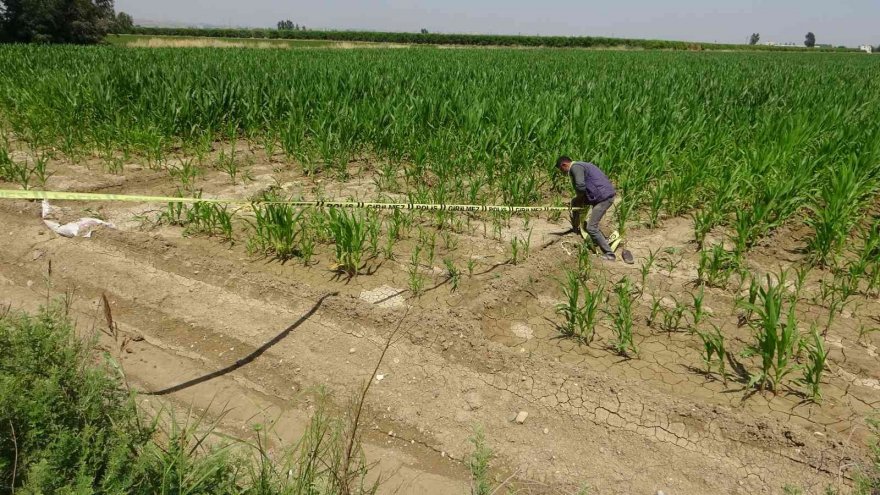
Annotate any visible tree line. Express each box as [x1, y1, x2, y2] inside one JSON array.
[[0, 0, 132, 44], [123, 26, 858, 52]]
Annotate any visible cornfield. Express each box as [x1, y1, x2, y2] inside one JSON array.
[[1, 47, 878, 262]]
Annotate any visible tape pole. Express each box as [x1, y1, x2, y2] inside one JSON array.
[[0, 189, 589, 213]]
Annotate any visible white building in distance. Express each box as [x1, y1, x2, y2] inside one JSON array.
[[860, 44, 874, 53]]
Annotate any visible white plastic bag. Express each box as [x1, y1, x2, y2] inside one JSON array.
[[41, 200, 116, 238]]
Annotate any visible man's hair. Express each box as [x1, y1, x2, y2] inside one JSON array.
[[555, 155, 572, 169]]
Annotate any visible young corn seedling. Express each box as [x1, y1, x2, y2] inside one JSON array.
[[365, 210, 382, 258], [0, 154, 31, 189], [858, 325, 880, 345], [690, 287, 706, 330], [577, 243, 593, 280], [658, 247, 683, 277], [409, 246, 425, 296], [647, 293, 663, 328], [328, 208, 367, 276], [579, 280, 605, 345], [696, 324, 727, 383], [556, 270, 583, 339], [168, 158, 202, 192], [742, 274, 801, 393], [418, 228, 437, 268], [555, 271, 604, 344], [799, 325, 828, 402], [793, 264, 811, 301], [185, 201, 235, 242], [443, 258, 460, 292], [31, 153, 52, 188], [247, 201, 306, 261], [697, 245, 739, 288], [692, 208, 719, 250], [638, 248, 660, 295], [509, 230, 532, 265], [806, 161, 869, 267], [610, 277, 637, 357], [467, 258, 477, 278], [660, 297, 687, 334]]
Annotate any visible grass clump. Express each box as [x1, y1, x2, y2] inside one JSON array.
[[0, 305, 378, 494], [0, 306, 150, 493]]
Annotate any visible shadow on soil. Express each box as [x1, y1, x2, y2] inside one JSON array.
[[144, 291, 338, 396]]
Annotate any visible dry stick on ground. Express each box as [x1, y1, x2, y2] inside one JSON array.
[[339, 306, 411, 494], [100, 293, 133, 392]]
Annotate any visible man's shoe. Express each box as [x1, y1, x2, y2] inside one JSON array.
[[621, 250, 634, 265], [601, 252, 616, 261]]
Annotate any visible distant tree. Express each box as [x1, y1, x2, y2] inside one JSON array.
[[0, 0, 117, 43], [804, 32, 816, 48], [420, 28, 428, 34], [113, 11, 133, 33], [277, 19, 294, 30], [749, 33, 760, 45]]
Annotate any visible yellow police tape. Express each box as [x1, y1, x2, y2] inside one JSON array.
[[0, 189, 588, 213]]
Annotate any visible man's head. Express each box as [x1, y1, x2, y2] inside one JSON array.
[[555, 155, 573, 173]]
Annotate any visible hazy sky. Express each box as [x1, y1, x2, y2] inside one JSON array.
[[115, 0, 879, 46]]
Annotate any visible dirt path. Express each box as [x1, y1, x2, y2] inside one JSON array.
[[2, 153, 878, 494]]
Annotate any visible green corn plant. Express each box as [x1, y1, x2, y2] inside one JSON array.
[[696, 324, 727, 383], [690, 287, 706, 330], [660, 297, 687, 334], [466, 258, 476, 278], [248, 201, 305, 261], [555, 271, 604, 344], [647, 293, 663, 328], [0, 144, 13, 180], [579, 281, 605, 345], [556, 270, 583, 339], [858, 325, 880, 345], [859, 219, 880, 296], [31, 153, 52, 188], [638, 248, 660, 294], [658, 247, 683, 277], [185, 201, 235, 242], [0, 154, 30, 189], [806, 161, 871, 267], [509, 230, 532, 265], [610, 277, 637, 357], [327, 208, 367, 276], [799, 325, 828, 402], [742, 274, 801, 393], [365, 210, 382, 257], [441, 230, 458, 252], [576, 243, 593, 280], [168, 158, 202, 192], [646, 183, 664, 228], [697, 245, 739, 288], [408, 246, 425, 296], [738, 274, 761, 326], [299, 224, 315, 265], [692, 208, 719, 250], [418, 228, 437, 267], [792, 264, 811, 301], [443, 258, 460, 292]]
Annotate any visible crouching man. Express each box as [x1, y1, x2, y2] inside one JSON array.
[[555, 156, 617, 261]]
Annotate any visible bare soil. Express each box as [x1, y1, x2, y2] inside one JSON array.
[[1, 143, 878, 495]]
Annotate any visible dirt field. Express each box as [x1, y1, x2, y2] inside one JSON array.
[[1, 143, 878, 494]]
